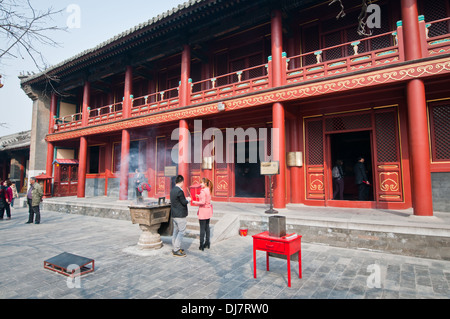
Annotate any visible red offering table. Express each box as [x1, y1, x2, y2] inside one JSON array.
[[252, 231, 302, 287]]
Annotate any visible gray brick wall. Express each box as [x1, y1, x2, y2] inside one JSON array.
[[432, 172, 450, 213]]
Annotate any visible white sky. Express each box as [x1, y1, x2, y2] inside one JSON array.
[[0, 0, 187, 136]]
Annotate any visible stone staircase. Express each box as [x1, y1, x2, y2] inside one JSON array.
[[184, 210, 240, 243]]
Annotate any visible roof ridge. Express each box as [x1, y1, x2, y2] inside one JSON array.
[[20, 0, 205, 85]]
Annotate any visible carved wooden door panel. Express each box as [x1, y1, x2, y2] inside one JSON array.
[[373, 109, 403, 202], [214, 131, 229, 198], [69, 164, 78, 196], [189, 131, 202, 186], [304, 117, 325, 200], [155, 137, 168, 197], [54, 163, 78, 197]]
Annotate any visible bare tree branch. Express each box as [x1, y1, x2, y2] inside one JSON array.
[[0, 0, 66, 95], [357, 0, 373, 36], [329, 0, 374, 36], [329, 0, 346, 19]]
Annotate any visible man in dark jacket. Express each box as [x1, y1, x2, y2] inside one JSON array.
[[354, 156, 370, 200], [170, 175, 191, 257]]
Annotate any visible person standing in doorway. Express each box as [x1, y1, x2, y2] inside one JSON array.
[[354, 156, 370, 201], [26, 177, 44, 224], [170, 175, 191, 257], [192, 177, 213, 251], [332, 160, 345, 200]]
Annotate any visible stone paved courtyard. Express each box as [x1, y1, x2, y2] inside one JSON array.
[[0, 207, 449, 300]]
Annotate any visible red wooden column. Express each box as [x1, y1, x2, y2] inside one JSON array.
[[271, 10, 286, 208], [77, 82, 90, 198], [180, 45, 191, 107], [123, 66, 133, 118], [46, 93, 57, 177], [104, 140, 112, 196], [178, 119, 190, 194], [271, 10, 284, 88], [46, 142, 54, 177], [119, 129, 130, 200], [401, 0, 433, 216], [402, 0, 422, 61], [77, 136, 88, 198], [81, 82, 90, 127], [178, 45, 191, 194], [146, 137, 156, 198], [48, 92, 57, 133], [273, 103, 286, 208]]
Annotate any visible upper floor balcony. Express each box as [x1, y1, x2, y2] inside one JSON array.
[[53, 14, 450, 133]]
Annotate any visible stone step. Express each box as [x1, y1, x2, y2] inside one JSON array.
[[184, 209, 224, 239]]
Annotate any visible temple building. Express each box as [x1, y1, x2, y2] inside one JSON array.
[[20, 0, 450, 215]]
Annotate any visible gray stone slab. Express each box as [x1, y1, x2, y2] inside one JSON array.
[[1, 207, 450, 299]]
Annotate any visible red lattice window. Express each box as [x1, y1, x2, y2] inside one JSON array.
[[430, 102, 450, 162], [375, 111, 399, 163], [323, 31, 343, 61], [302, 24, 320, 66], [421, 0, 450, 37], [325, 112, 372, 132], [70, 165, 78, 182]]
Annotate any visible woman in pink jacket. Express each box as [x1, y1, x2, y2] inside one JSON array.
[[192, 177, 213, 251]]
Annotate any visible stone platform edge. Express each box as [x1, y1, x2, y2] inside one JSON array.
[[239, 214, 450, 261], [42, 199, 450, 260]]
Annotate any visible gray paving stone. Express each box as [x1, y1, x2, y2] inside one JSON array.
[[0, 207, 449, 299]]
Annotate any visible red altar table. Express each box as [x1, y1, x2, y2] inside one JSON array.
[[252, 231, 302, 287]]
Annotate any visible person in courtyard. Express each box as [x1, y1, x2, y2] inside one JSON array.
[[26, 177, 44, 224], [192, 177, 213, 251], [0, 180, 13, 220], [170, 175, 191, 257], [10, 183, 19, 208]]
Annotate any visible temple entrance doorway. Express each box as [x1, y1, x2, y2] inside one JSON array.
[[234, 141, 265, 198], [329, 131, 374, 201]]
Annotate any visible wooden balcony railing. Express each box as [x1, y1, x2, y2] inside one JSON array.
[[87, 101, 123, 125], [131, 87, 180, 117], [54, 113, 82, 132], [190, 63, 270, 105], [286, 30, 403, 84], [426, 16, 450, 56]]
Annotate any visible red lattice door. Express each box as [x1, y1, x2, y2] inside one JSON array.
[[304, 118, 325, 200], [190, 131, 202, 186], [155, 137, 176, 197], [53, 164, 78, 197], [214, 130, 229, 198], [374, 109, 403, 202]]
